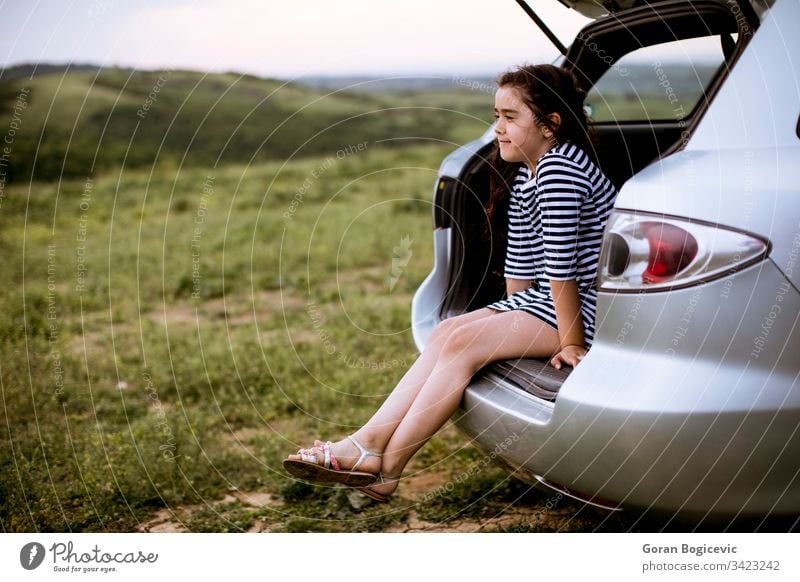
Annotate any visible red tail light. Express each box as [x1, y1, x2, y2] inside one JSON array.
[[599, 211, 768, 292], [641, 221, 698, 284]]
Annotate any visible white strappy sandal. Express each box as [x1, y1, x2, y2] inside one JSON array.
[[283, 434, 382, 487]]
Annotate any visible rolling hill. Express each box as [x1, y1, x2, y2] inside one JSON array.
[[0, 66, 493, 183]]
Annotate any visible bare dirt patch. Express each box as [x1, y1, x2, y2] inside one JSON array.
[[136, 469, 583, 534], [145, 289, 306, 328], [399, 470, 451, 499], [138, 508, 189, 533], [384, 504, 576, 533], [137, 489, 281, 533], [67, 330, 108, 357]]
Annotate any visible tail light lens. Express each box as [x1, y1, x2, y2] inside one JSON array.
[[599, 211, 769, 292]]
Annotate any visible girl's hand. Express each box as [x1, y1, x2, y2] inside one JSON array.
[[550, 344, 586, 370]]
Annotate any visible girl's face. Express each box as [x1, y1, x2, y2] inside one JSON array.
[[494, 85, 555, 168]]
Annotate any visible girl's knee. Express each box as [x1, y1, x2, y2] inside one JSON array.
[[440, 325, 480, 358], [430, 316, 463, 343]]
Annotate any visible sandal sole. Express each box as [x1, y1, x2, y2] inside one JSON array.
[[283, 459, 378, 487], [352, 486, 391, 503]]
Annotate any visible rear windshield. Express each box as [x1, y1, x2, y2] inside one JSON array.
[[584, 35, 728, 123]]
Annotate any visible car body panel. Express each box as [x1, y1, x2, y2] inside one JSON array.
[[688, 0, 798, 152], [438, 126, 496, 180], [411, 227, 452, 349]]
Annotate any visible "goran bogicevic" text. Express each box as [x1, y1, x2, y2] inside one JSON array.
[[643, 543, 738, 557]]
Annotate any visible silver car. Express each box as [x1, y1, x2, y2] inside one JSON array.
[[412, 0, 799, 521]]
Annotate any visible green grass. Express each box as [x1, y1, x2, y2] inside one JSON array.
[[0, 140, 456, 532]]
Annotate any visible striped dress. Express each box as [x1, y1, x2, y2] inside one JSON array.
[[486, 142, 618, 347]]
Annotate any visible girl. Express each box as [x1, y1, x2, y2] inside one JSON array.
[[284, 64, 618, 502]]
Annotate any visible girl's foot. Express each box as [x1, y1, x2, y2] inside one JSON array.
[[355, 473, 400, 502], [286, 434, 383, 477]]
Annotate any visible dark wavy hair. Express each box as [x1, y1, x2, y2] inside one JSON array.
[[483, 64, 594, 274]]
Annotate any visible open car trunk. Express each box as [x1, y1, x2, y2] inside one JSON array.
[[436, 0, 761, 399]]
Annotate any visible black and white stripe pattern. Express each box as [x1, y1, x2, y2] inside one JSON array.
[[487, 142, 618, 347]]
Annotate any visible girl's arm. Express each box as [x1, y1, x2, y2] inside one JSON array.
[[550, 279, 586, 369], [534, 155, 591, 370], [506, 277, 532, 296]]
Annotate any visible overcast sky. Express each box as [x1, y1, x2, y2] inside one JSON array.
[[0, 0, 592, 79]]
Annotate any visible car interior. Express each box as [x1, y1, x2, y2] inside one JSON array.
[[435, 0, 762, 400]]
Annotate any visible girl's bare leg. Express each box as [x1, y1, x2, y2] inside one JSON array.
[[286, 307, 498, 473], [366, 310, 560, 496]]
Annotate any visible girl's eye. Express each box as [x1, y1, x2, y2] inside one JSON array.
[[494, 114, 514, 121]]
